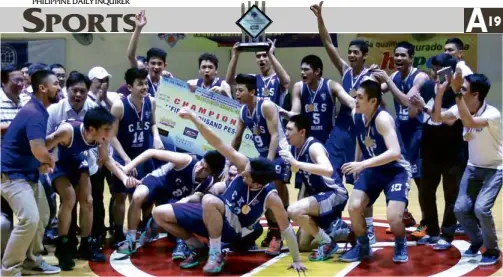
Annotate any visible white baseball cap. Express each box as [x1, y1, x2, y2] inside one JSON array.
[[88, 66, 112, 80]]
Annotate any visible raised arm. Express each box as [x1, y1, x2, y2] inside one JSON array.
[[178, 107, 249, 173], [225, 43, 241, 87], [310, 1, 347, 76], [127, 10, 147, 68], [267, 39, 290, 90], [430, 80, 458, 124]]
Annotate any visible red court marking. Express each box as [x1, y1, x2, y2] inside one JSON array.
[[90, 218, 502, 277]]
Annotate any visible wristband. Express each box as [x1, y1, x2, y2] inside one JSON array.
[[281, 225, 301, 262]]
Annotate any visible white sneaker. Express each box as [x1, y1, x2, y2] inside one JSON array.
[[22, 260, 61, 275]]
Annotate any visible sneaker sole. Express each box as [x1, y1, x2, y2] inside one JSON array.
[[479, 260, 499, 266], [393, 256, 409, 263], [172, 255, 187, 261], [22, 269, 62, 275], [180, 261, 200, 269], [203, 262, 225, 273]]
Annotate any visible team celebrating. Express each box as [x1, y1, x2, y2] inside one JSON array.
[[1, 2, 502, 276]]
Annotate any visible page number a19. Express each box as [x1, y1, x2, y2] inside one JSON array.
[[464, 8, 503, 33]]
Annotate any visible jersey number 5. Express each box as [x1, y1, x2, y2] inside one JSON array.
[[313, 113, 320, 125]]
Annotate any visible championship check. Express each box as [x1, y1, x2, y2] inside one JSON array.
[[155, 77, 259, 158]]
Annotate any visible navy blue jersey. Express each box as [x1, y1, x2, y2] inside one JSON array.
[[58, 120, 97, 161], [353, 108, 411, 172], [165, 158, 213, 200], [147, 76, 159, 97], [337, 67, 373, 128], [256, 73, 283, 106], [292, 137, 342, 195], [196, 77, 223, 89], [240, 98, 287, 158], [220, 175, 277, 228], [300, 78, 335, 142], [115, 96, 153, 159], [391, 68, 423, 130]]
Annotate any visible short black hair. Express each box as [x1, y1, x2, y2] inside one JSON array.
[[445, 38, 464, 51], [465, 73, 491, 102], [289, 114, 311, 138], [125, 67, 149, 85], [66, 71, 91, 90], [28, 63, 49, 76], [31, 70, 55, 93], [301, 55, 324, 76], [249, 157, 277, 185], [146, 47, 167, 63], [431, 53, 457, 71], [349, 39, 369, 55], [360, 79, 382, 104], [22, 62, 32, 69], [235, 74, 257, 92], [83, 106, 115, 130], [394, 41, 415, 57], [198, 53, 219, 69], [50, 63, 65, 71], [203, 150, 226, 175], [1, 64, 20, 85]]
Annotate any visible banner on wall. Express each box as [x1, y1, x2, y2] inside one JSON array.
[[355, 34, 478, 73], [155, 77, 259, 158], [193, 33, 338, 48], [1, 39, 66, 68]]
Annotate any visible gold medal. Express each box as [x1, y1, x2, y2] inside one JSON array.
[[464, 132, 473, 142], [349, 89, 357, 97], [254, 126, 260, 135], [306, 104, 315, 112], [364, 135, 374, 148], [241, 205, 251, 215], [262, 88, 269, 97]]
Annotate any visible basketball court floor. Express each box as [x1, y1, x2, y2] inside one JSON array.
[[39, 179, 503, 277]]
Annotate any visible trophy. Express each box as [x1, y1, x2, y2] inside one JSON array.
[[235, 1, 272, 52]]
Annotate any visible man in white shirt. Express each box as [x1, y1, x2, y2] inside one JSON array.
[[431, 72, 502, 266], [1, 65, 31, 137]]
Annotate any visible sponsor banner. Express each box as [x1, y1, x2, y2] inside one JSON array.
[[193, 33, 338, 48], [155, 77, 259, 157], [356, 34, 478, 73]]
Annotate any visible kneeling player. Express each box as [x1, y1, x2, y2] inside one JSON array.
[[46, 106, 139, 270], [152, 107, 306, 274], [280, 115, 349, 260], [116, 149, 225, 257], [339, 80, 411, 263]]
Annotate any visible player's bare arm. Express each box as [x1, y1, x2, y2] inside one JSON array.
[[150, 97, 164, 149], [109, 100, 131, 162], [127, 10, 147, 68], [45, 122, 73, 151], [124, 149, 192, 174], [267, 39, 290, 90], [280, 142, 333, 177], [225, 42, 241, 88], [231, 118, 246, 151], [373, 70, 409, 107], [99, 141, 140, 188], [265, 191, 307, 272], [310, 1, 348, 76], [330, 80, 356, 109], [262, 100, 281, 161], [179, 107, 249, 173]]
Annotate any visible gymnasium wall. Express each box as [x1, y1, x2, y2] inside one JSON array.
[[1, 33, 501, 112]]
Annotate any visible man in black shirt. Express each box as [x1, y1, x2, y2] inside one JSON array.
[[410, 53, 466, 250]]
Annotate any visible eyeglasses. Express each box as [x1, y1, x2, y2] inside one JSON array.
[[10, 78, 24, 84]]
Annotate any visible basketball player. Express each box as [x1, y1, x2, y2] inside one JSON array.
[[116, 149, 225, 259], [280, 114, 349, 260], [109, 67, 163, 246], [230, 74, 291, 255], [372, 41, 428, 234], [226, 38, 290, 106], [286, 54, 355, 144], [151, 107, 306, 274], [46, 106, 139, 270], [339, 80, 411, 263], [187, 53, 232, 98]]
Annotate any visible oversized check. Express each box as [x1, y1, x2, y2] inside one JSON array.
[[155, 77, 259, 158]]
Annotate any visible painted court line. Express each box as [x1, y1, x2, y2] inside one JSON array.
[[240, 253, 289, 277]]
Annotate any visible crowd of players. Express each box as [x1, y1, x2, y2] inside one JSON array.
[[1, 2, 502, 276]]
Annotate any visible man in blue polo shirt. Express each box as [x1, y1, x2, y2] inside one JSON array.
[[1, 69, 61, 276]]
